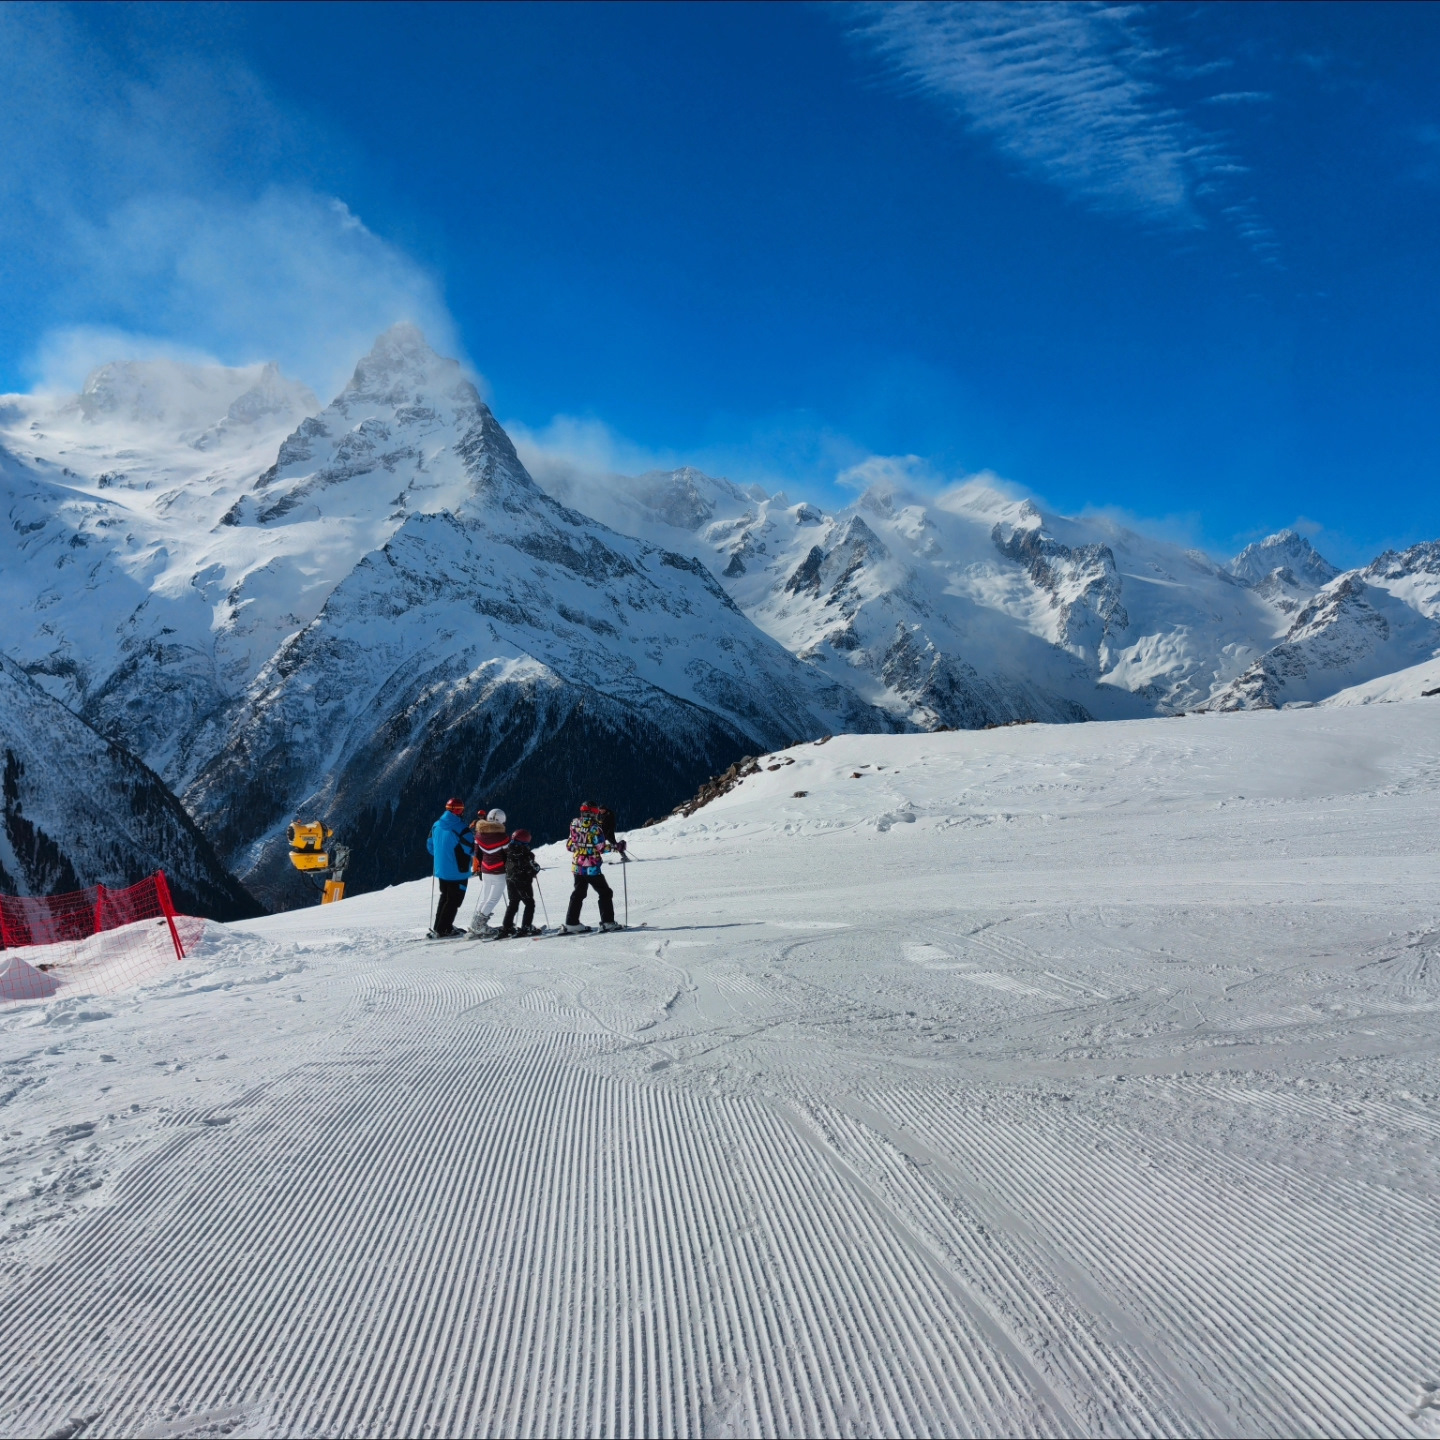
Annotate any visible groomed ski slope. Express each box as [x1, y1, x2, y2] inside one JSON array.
[[2, 703, 1438, 1439]]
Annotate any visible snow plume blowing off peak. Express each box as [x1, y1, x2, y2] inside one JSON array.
[[0, 7, 464, 402]]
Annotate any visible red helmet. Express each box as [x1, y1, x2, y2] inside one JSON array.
[[445, 797, 464, 814], [512, 828, 532, 844]]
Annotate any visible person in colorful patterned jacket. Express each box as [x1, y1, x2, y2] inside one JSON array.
[[465, 808, 510, 938], [563, 801, 626, 933]]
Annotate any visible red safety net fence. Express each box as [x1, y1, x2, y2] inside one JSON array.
[[0, 872, 205, 1003]]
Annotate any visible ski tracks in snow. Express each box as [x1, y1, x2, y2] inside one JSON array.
[[3, 705, 1440, 1439], [0, 966, 1061, 1438]]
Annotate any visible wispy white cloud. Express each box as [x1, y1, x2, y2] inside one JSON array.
[[509, 410, 881, 511], [836, 453, 941, 493], [849, 2, 1215, 221], [847, 1, 1269, 246], [507, 415, 676, 485], [0, 6, 459, 399]]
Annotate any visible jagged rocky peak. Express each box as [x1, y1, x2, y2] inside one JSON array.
[[1365, 540, 1440, 618], [1228, 530, 1338, 590], [75, 356, 317, 442], [252, 325, 531, 518], [337, 321, 478, 415]]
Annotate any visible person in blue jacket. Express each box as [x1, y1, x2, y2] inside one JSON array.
[[426, 797, 475, 938]]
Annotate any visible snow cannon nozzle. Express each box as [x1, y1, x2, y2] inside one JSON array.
[[286, 819, 349, 905]]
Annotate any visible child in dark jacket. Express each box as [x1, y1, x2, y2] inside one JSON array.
[[501, 829, 541, 935]]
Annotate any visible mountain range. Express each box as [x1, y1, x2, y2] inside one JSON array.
[[2, 325, 1436, 909], [532, 461, 1440, 727]]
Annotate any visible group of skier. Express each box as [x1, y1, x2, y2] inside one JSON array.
[[425, 798, 627, 940]]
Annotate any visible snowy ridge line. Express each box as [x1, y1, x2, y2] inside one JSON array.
[[872, 1085, 1437, 1437]]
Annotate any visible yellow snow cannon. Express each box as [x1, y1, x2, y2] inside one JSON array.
[[286, 821, 349, 903]]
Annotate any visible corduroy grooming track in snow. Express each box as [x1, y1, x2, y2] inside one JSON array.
[[0, 702, 1436, 1437]]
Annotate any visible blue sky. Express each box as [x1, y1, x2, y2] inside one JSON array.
[[2, 2, 1438, 564]]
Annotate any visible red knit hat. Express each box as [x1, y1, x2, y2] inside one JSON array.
[[511, 828, 532, 844]]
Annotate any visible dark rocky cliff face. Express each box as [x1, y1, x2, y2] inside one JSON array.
[[0, 656, 260, 920], [239, 677, 754, 909]]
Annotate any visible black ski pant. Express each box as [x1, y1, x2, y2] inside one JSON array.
[[502, 878, 535, 931], [566, 871, 614, 927], [433, 879, 467, 934]]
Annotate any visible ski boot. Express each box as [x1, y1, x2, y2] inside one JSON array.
[[599, 921, 625, 933], [562, 923, 592, 935]]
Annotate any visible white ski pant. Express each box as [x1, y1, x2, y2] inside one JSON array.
[[467, 872, 507, 929]]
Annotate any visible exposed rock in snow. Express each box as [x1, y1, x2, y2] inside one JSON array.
[[537, 468, 1308, 725], [0, 655, 259, 918]]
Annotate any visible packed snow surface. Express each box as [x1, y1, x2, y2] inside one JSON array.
[[2, 702, 1438, 1438]]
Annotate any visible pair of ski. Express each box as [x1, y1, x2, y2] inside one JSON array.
[[425, 923, 647, 942], [531, 922, 649, 940]]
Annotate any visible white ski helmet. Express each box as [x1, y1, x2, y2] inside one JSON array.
[[488, 808, 507, 825]]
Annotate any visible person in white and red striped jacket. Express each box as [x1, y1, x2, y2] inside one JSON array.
[[465, 809, 510, 938]]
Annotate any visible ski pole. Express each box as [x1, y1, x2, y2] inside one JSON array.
[[535, 875, 550, 929], [430, 875, 436, 930], [622, 853, 628, 928]]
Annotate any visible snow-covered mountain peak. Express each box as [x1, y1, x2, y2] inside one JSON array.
[[1365, 540, 1440, 619], [250, 325, 530, 527], [932, 475, 1039, 530], [69, 358, 318, 447], [335, 322, 476, 415], [528, 462, 1322, 724], [1228, 529, 1338, 590], [625, 467, 759, 532]]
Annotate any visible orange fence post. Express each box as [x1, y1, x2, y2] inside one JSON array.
[[154, 871, 185, 961]]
